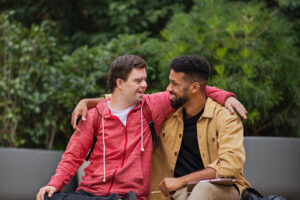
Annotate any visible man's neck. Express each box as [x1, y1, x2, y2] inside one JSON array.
[[110, 91, 136, 110], [183, 93, 206, 119]]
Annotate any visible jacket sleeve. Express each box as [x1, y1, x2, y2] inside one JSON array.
[[207, 109, 245, 178], [205, 86, 235, 106], [46, 108, 96, 191]]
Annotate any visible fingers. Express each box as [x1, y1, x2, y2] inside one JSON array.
[[227, 103, 235, 114], [71, 112, 79, 130], [71, 108, 87, 131], [162, 184, 168, 197], [72, 112, 81, 131], [82, 107, 87, 121], [225, 97, 235, 114], [159, 181, 166, 197], [235, 103, 247, 119], [48, 188, 55, 198], [225, 97, 248, 119], [71, 100, 89, 130], [159, 180, 169, 197], [36, 188, 46, 200], [36, 186, 56, 200]]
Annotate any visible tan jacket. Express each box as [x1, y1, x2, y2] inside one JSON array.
[[149, 98, 251, 200]]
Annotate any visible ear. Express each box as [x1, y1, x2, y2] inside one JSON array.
[[116, 78, 124, 90], [190, 82, 201, 94]]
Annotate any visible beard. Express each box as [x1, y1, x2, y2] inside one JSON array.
[[170, 92, 188, 109]]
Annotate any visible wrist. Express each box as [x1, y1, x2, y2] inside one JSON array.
[[80, 99, 89, 108], [179, 177, 188, 187]]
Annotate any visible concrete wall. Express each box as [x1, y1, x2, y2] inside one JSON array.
[[0, 148, 77, 200], [244, 137, 300, 200], [1, 137, 299, 200]]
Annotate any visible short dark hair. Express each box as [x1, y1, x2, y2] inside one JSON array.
[[169, 55, 211, 89], [108, 55, 147, 92]]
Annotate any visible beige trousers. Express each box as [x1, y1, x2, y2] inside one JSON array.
[[172, 182, 240, 200]]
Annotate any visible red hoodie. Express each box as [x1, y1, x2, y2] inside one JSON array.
[[47, 88, 234, 200]]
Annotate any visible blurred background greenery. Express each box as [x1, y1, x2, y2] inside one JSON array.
[[0, 0, 299, 150]]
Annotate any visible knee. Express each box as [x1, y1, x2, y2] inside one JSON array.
[[192, 182, 216, 193], [188, 182, 239, 200], [172, 187, 188, 200], [188, 182, 218, 200]]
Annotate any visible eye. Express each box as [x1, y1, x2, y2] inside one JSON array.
[[171, 80, 178, 86], [135, 79, 142, 83]]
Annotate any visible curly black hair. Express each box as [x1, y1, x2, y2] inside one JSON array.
[[169, 55, 211, 85]]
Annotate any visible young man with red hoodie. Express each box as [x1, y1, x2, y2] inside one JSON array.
[[36, 55, 244, 200]]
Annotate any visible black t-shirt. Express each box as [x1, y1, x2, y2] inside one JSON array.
[[174, 108, 205, 178]]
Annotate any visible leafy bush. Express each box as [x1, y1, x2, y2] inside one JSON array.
[[0, 0, 193, 48], [0, 14, 162, 149], [156, 0, 300, 136], [1, 0, 299, 150], [0, 12, 64, 148]]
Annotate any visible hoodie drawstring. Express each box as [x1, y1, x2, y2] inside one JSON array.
[[140, 107, 144, 152], [102, 116, 106, 182]]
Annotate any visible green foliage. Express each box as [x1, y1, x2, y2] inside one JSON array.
[[0, 13, 163, 149], [0, 12, 64, 148], [1, 0, 299, 150], [0, 0, 193, 49], [156, 0, 300, 136]]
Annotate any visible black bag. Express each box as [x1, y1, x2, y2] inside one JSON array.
[[241, 187, 286, 200]]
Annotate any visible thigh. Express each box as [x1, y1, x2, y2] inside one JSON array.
[[172, 186, 188, 200], [44, 191, 119, 200], [44, 192, 69, 200], [187, 182, 239, 200]]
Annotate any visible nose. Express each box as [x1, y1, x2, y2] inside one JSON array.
[[166, 83, 172, 92], [141, 80, 147, 89]]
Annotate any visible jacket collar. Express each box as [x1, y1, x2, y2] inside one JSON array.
[[202, 98, 216, 118]]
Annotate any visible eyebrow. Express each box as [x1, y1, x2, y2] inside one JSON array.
[[170, 79, 178, 85], [134, 77, 147, 81]]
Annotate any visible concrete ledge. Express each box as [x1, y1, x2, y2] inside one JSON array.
[[244, 137, 300, 200], [1, 137, 299, 200], [0, 147, 77, 200]]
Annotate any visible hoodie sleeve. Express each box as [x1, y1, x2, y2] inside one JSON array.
[[145, 92, 174, 135], [205, 86, 236, 106], [46, 108, 97, 191]]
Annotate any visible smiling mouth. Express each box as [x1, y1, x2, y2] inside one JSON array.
[[137, 91, 145, 95], [170, 94, 176, 99]]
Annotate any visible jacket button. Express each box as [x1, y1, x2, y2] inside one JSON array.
[[162, 133, 165, 137], [174, 152, 177, 156], [170, 169, 173, 173], [212, 138, 215, 142], [179, 133, 182, 138]]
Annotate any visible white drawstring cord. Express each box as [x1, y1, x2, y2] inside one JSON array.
[[140, 107, 144, 152], [102, 116, 106, 182]]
